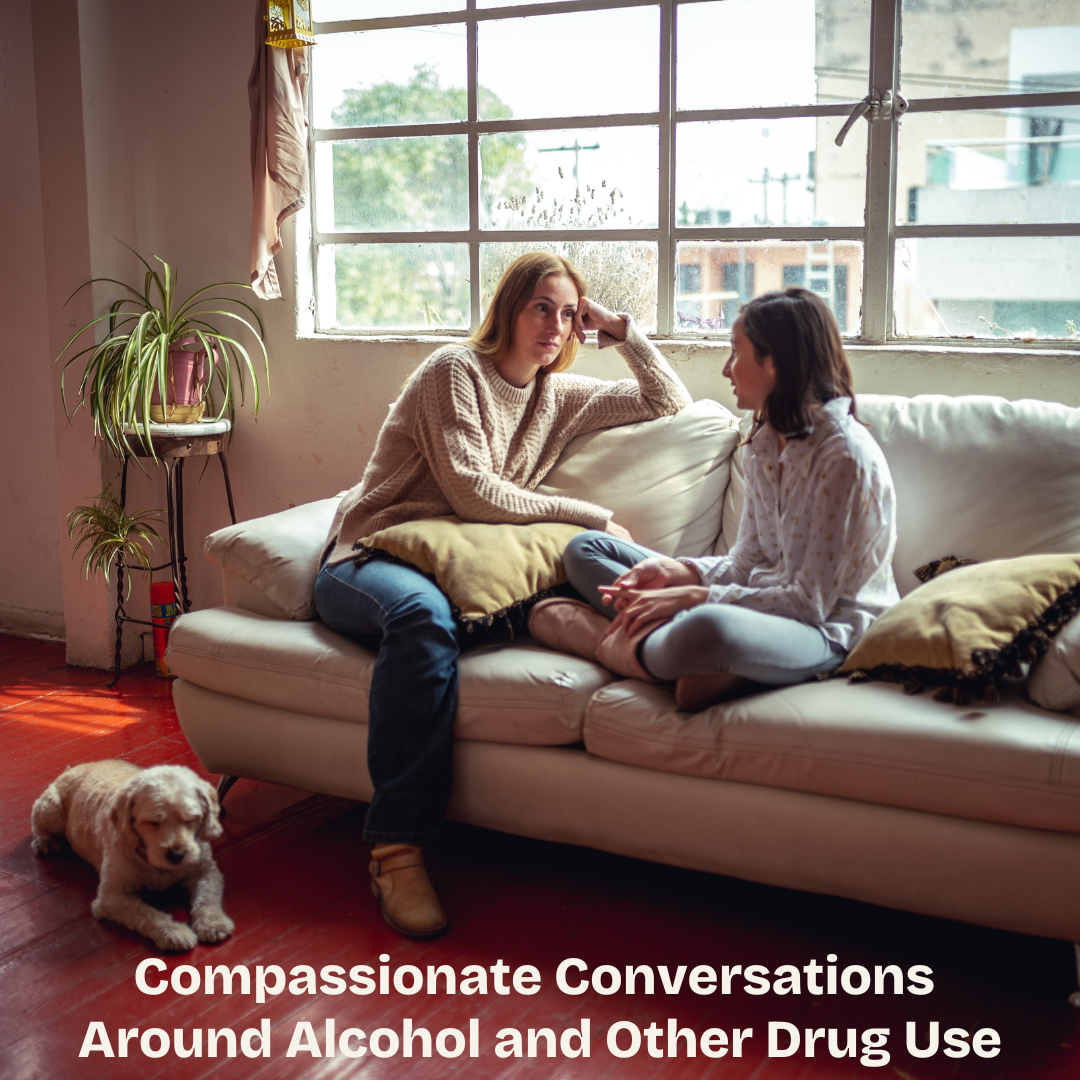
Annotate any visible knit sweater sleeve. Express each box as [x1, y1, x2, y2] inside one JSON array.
[[552, 316, 693, 438], [412, 353, 613, 529]]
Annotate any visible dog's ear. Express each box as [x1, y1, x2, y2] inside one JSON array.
[[197, 780, 223, 841], [109, 785, 142, 850]]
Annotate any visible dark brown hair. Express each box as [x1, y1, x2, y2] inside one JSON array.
[[737, 286, 857, 440], [467, 252, 587, 374]]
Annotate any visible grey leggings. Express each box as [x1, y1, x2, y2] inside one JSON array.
[[563, 531, 845, 685]]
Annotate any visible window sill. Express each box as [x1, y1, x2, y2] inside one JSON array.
[[301, 327, 1080, 360]]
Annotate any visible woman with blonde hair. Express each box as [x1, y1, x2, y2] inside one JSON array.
[[316, 251, 691, 937]]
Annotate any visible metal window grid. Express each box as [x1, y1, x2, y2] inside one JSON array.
[[308, 0, 1080, 343]]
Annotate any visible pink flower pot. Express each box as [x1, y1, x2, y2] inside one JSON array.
[[150, 335, 213, 422]]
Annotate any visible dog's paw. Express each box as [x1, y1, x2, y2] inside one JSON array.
[[152, 921, 199, 953], [30, 833, 66, 856], [192, 910, 235, 944]]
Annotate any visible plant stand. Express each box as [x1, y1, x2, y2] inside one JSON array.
[[109, 420, 236, 687]]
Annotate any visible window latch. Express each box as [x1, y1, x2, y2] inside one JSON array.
[[834, 89, 909, 147]]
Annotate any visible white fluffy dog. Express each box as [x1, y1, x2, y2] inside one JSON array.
[[31, 760, 234, 952]]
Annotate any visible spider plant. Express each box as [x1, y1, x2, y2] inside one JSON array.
[[56, 248, 268, 461], [67, 487, 166, 599]]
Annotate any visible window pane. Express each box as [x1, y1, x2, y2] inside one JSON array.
[[894, 236, 1080, 339], [900, 1, 1080, 100], [317, 137, 468, 231], [675, 240, 863, 334], [478, 9, 659, 120], [677, 116, 866, 228], [482, 242, 658, 332], [481, 127, 659, 230], [320, 244, 470, 330], [319, 1, 464, 18], [313, 27, 467, 128], [678, 0, 872, 110], [899, 107, 1080, 225]]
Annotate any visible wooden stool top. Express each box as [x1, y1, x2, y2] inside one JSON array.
[[121, 420, 232, 459]]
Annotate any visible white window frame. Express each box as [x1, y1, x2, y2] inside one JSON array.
[[309, 0, 1080, 345]]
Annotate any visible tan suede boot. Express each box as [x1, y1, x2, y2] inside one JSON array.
[[527, 597, 610, 661], [594, 617, 666, 683], [369, 844, 447, 938]]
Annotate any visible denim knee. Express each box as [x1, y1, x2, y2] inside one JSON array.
[[670, 606, 742, 654], [381, 588, 459, 652], [563, 529, 608, 580], [564, 528, 606, 562]]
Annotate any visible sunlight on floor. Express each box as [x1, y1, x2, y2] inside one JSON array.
[[0, 680, 174, 733]]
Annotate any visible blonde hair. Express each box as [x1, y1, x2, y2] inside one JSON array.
[[468, 252, 587, 375]]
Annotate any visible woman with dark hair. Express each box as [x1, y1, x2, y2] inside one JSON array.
[[539, 287, 900, 711], [315, 251, 691, 937]]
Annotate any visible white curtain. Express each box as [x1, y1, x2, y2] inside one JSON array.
[[248, 1, 310, 300]]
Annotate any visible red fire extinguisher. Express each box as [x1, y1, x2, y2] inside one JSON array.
[[150, 581, 178, 678]]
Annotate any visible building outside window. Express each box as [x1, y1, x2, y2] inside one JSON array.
[[308, 0, 1080, 343]]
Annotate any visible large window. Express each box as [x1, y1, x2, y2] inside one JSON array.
[[309, 0, 1080, 342]]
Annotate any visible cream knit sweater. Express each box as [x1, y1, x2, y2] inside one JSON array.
[[323, 318, 692, 568]]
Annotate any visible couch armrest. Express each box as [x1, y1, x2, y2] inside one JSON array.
[[204, 496, 344, 620]]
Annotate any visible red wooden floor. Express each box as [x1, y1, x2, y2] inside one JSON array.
[[1, 632, 1079, 1080]]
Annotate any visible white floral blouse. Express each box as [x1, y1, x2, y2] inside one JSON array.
[[683, 397, 901, 651]]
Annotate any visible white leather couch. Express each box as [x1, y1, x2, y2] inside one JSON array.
[[166, 394, 1080, 947]]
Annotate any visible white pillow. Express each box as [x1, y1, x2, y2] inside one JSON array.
[[714, 414, 753, 555], [856, 395, 1080, 596], [537, 399, 741, 557], [204, 497, 343, 619], [1028, 613, 1080, 715]]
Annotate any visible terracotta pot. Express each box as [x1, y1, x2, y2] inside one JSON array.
[[150, 335, 212, 423]]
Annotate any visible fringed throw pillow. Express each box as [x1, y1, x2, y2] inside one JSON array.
[[355, 517, 583, 636], [838, 554, 1080, 703]]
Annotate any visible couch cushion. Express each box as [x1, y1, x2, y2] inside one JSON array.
[[583, 678, 1080, 834], [538, 398, 740, 557], [857, 395, 1080, 595], [205, 497, 343, 619], [222, 572, 289, 619], [714, 415, 752, 555], [166, 607, 613, 746], [1029, 613, 1080, 716]]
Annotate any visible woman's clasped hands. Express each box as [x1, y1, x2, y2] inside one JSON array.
[[598, 556, 710, 637]]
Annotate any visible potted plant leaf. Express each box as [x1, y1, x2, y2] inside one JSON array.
[[67, 487, 166, 599], [56, 248, 269, 460]]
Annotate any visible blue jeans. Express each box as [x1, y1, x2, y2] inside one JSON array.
[[314, 557, 462, 845], [564, 531, 844, 685]]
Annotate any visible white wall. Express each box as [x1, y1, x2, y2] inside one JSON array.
[[0, 0, 65, 641], [2, 0, 1078, 665]]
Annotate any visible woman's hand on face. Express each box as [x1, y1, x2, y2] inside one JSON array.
[[604, 519, 634, 542], [610, 585, 710, 638], [574, 297, 627, 343]]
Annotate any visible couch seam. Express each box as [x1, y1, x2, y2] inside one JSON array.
[[582, 716, 1080, 795], [166, 642, 596, 713]]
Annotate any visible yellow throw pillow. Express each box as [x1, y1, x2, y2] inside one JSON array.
[[356, 516, 584, 632], [839, 554, 1080, 703]]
